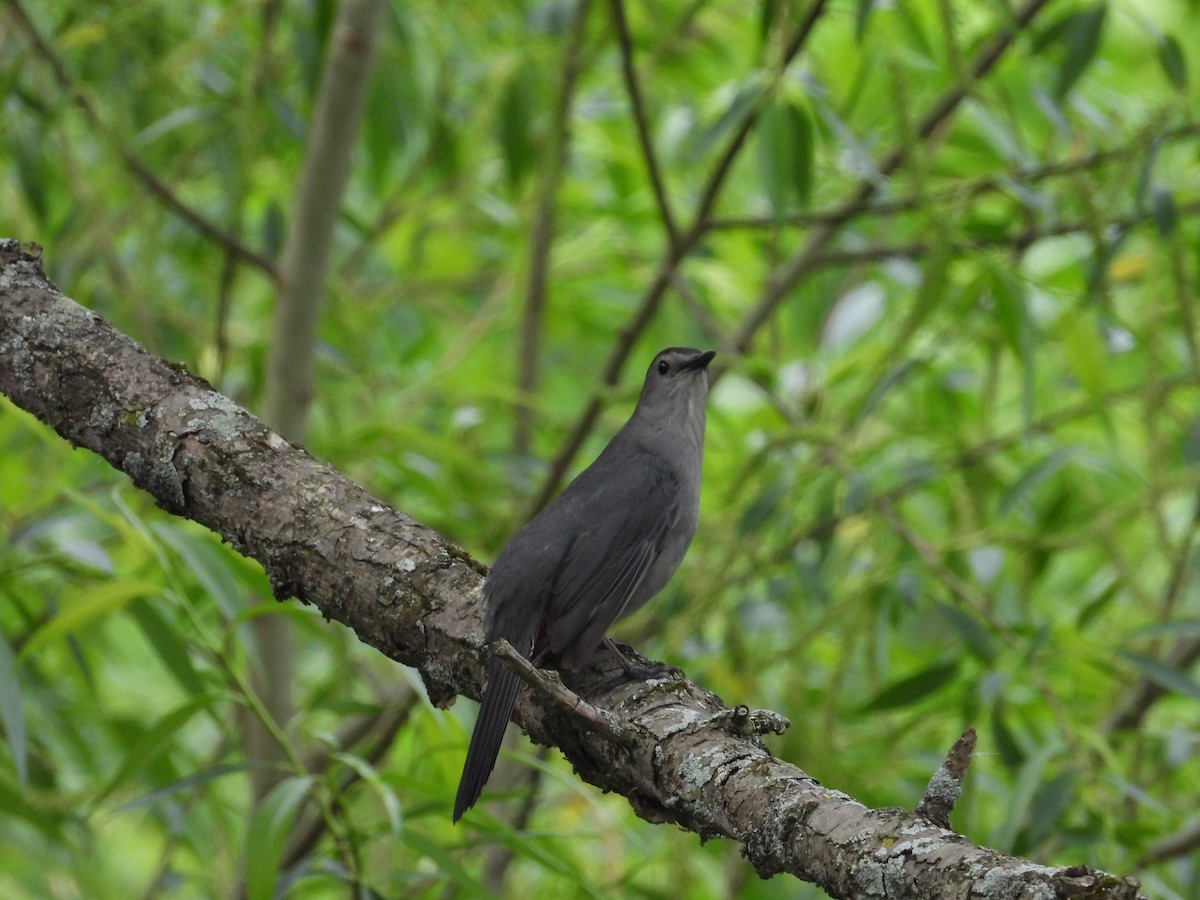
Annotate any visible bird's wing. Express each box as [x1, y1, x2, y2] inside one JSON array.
[[539, 459, 680, 667]]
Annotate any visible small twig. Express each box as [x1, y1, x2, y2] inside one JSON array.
[[514, 0, 593, 454], [708, 123, 1200, 232], [915, 728, 976, 830], [1138, 818, 1200, 866], [802, 199, 1200, 268], [711, 704, 791, 738], [1106, 635, 1200, 733], [609, 0, 678, 244], [493, 640, 638, 746]]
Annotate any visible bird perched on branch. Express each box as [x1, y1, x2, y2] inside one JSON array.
[[453, 346, 716, 822]]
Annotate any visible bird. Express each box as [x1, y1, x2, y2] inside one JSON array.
[[453, 346, 715, 822]]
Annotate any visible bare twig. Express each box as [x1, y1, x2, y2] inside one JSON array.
[[1138, 818, 1200, 866], [494, 640, 638, 746], [916, 728, 976, 830]]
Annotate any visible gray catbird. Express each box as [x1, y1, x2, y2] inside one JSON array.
[[453, 346, 715, 822]]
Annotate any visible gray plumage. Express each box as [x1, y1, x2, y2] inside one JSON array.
[[453, 347, 715, 822]]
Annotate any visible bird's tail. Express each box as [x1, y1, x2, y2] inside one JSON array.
[[453, 657, 521, 822]]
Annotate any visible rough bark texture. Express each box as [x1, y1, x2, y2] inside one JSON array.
[[0, 239, 1144, 899]]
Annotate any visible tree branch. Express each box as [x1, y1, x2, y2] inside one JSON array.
[[0, 240, 1145, 898]]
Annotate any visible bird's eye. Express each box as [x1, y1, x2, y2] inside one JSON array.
[[657, 360, 670, 375]]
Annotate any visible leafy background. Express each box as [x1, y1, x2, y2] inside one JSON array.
[[2, 0, 1200, 897]]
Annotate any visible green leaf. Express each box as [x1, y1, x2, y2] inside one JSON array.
[[690, 74, 766, 163], [495, 62, 539, 190], [998, 449, 1074, 516], [1060, 316, 1108, 395], [0, 635, 27, 786], [1056, 4, 1108, 100], [859, 660, 960, 712], [402, 826, 487, 891], [126, 600, 206, 696], [18, 579, 161, 662], [1185, 415, 1200, 465], [855, 0, 878, 43], [331, 752, 403, 837], [739, 477, 788, 537], [244, 776, 316, 900], [92, 695, 210, 808], [1132, 619, 1200, 640], [1053, 4, 1108, 101], [1017, 769, 1076, 852], [936, 602, 997, 663], [152, 524, 248, 621], [991, 704, 1025, 770], [757, 96, 814, 214], [118, 763, 250, 811], [1119, 650, 1200, 702], [1157, 34, 1188, 91], [758, 0, 777, 46], [1150, 185, 1177, 237]]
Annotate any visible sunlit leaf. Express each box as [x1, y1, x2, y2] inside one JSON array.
[[1060, 316, 1108, 396], [18, 580, 161, 662]]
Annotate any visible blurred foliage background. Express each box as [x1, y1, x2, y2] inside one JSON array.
[[2, 0, 1200, 897]]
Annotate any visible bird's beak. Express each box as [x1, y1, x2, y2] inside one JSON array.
[[681, 349, 716, 372]]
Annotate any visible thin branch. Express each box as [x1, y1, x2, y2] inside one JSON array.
[[4, 0, 278, 279], [515, 0, 592, 453], [800, 198, 1200, 268], [1106, 635, 1200, 734], [707, 123, 1200, 232], [609, 0, 678, 244], [1138, 818, 1200, 866], [527, 0, 830, 515]]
